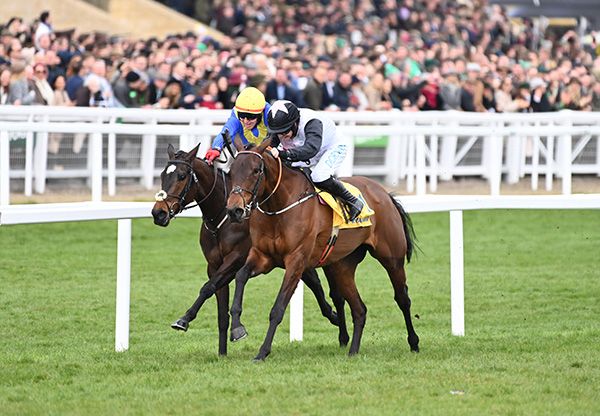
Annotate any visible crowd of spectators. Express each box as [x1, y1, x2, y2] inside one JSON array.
[[2, 1, 600, 115]]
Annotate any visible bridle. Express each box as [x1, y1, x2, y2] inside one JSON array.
[[230, 150, 282, 219], [155, 159, 219, 219]]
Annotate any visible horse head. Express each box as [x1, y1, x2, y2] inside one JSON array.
[[151, 143, 202, 226], [226, 137, 273, 223]]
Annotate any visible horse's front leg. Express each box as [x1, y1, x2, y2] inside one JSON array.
[[254, 254, 305, 361], [172, 251, 243, 332], [215, 285, 229, 356], [230, 249, 272, 342]]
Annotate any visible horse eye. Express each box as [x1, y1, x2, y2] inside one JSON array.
[[253, 168, 261, 174], [178, 173, 186, 180]]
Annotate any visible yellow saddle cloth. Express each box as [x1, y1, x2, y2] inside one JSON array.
[[317, 182, 374, 229]]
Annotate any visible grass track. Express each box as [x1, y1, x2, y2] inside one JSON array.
[[1, 210, 599, 415]]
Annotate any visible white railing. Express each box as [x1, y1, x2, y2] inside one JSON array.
[[1, 106, 600, 205], [2, 194, 599, 351]]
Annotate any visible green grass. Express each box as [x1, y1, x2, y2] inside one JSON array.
[[1, 210, 599, 415]]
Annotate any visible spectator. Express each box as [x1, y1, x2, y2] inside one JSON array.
[[75, 74, 105, 107], [495, 77, 520, 112], [65, 55, 87, 101], [153, 79, 183, 109], [197, 79, 223, 109], [265, 68, 304, 106], [322, 66, 338, 109], [303, 65, 327, 110], [529, 77, 554, 112], [148, 72, 169, 106], [51, 74, 72, 107], [48, 74, 72, 154], [90, 58, 117, 107], [439, 70, 462, 110], [31, 63, 54, 105], [417, 73, 443, 111], [216, 74, 235, 109], [331, 72, 354, 111], [8, 60, 34, 105], [0, 68, 11, 104], [169, 59, 196, 107]]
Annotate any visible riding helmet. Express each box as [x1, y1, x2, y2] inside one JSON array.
[[234, 87, 266, 114], [267, 100, 301, 134]]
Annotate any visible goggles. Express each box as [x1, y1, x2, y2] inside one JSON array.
[[237, 112, 260, 120]]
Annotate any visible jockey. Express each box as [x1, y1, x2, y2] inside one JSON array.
[[205, 86, 270, 164], [266, 100, 364, 222]]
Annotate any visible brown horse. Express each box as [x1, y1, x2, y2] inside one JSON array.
[[151, 143, 340, 356], [225, 138, 419, 360]]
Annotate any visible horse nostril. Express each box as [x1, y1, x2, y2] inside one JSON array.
[[152, 208, 168, 225], [227, 207, 244, 222]]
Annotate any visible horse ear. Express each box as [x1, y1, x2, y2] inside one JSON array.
[[233, 134, 245, 152], [257, 136, 272, 153], [167, 143, 175, 159], [186, 142, 201, 162]]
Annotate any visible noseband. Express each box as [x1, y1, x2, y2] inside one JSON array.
[[155, 159, 218, 219]]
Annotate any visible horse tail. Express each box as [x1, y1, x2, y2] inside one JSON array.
[[389, 193, 418, 263]]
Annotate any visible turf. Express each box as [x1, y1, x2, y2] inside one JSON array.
[[1, 209, 599, 415]]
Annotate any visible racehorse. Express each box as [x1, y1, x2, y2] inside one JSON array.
[[225, 138, 419, 361], [151, 143, 340, 356]]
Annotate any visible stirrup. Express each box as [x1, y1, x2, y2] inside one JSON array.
[[346, 200, 363, 222]]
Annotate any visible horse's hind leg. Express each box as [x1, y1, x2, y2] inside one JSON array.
[[300, 268, 339, 326], [323, 257, 366, 356], [378, 257, 419, 352], [322, 271, 349, 347]]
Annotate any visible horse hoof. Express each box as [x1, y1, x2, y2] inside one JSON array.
[[252, 356, 265, 363], [411, 346, 420, 353], [329, 311, 340, 326], [171, 319, 189, 331], [230, 326, 248, 342]]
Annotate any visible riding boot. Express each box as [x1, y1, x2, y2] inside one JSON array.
[[315, 177, 364, 222]]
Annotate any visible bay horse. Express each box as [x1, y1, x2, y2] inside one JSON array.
[[225, 138, 419, 361], [151, 143, 340, 356]]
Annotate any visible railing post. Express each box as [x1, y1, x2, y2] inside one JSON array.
[[416, 133, 426, 195], [107, 117, 117, 196], [531, 123, 540, 191], [289, 281, 303, 342], [33, 116, 49, 194], [91, 117, 103, 202], [0, 131, 9, 205], [450, 210, 465, 336], [25, 115, 34, 196], [115, 218, 132, 352], [385, 121, 402, 186], [489, 123, 503, 196], [546, 135, 555, 191], [505, 121, 521, 184], [558, 120, 572, 195], [406, 134, 415, 193], [439, 120, 458, 181], [429, 132, 438, 193], [140, 119, 157, 190]]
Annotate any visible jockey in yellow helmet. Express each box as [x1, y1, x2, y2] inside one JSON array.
[[205, 86, 270, 163]]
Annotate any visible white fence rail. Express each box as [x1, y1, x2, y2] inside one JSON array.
[[2, 194, 599, 351], [1, 106, 600, 205]]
